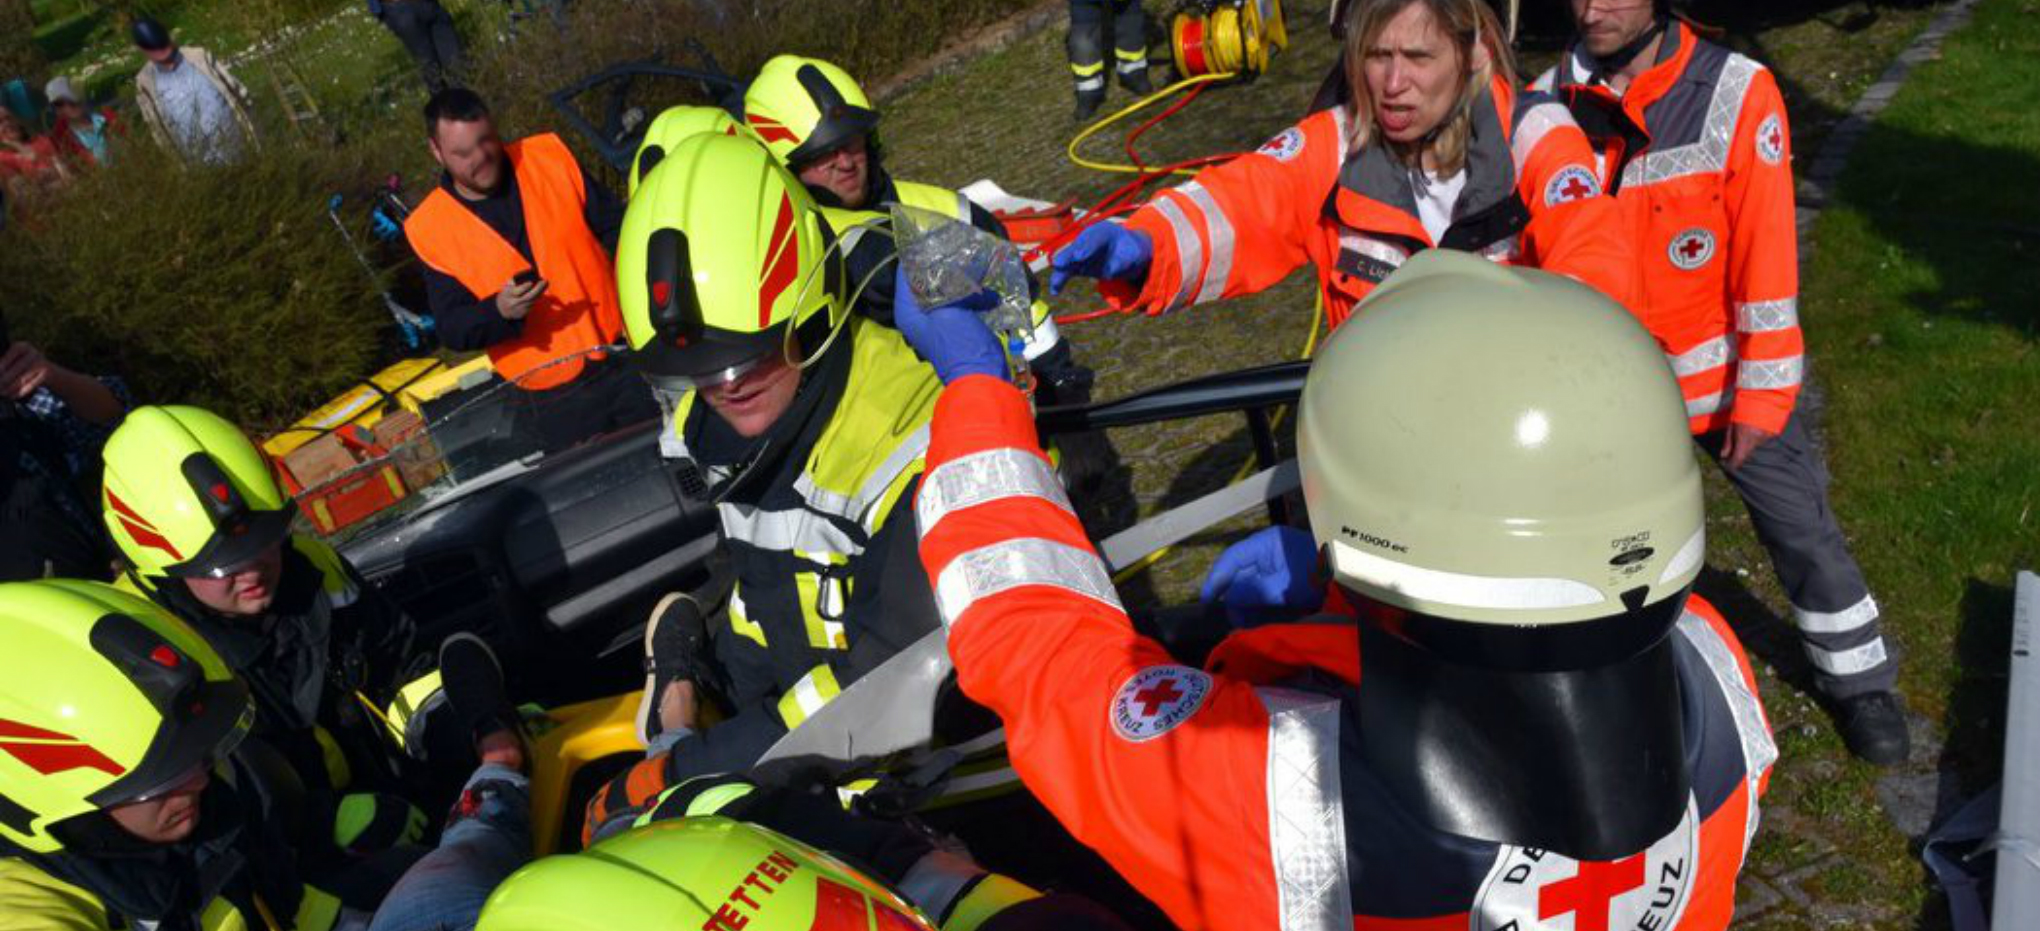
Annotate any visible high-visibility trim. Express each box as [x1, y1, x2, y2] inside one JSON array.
[[1069, 60, 1105, 77], [1687, 390, 1733, 418], [1736, 298, 1799, 333], [1115, 47, 1149, 62], [1795, 594, 1880, 634], [897, 849, 989, 926], [727, 585, 768, 648], [797, 424, 931, 533], [1509, 102, 1573, 176], [1807, 637, 1890, 677], [719, 504, 858, 557], [1337, 229, 1411, 269], [1327, 540, 1607, 611], [1177, 182, 1237, 305], [1257, 687, 1352, 931], [1074, 74, 1107, 92], [944, 873, 1041, 931], [1150, 196, 1205, 311], [1620, 55, 1760, 189], [1737, 356, 1804, 390], [1669, 334, 1733, 377], [933, 538, 1122, 628], [683, 781, 758, 817], [917, 447, 1070, 535], [1674, 611, 1777, 859], [794, 550, 850, 650], [1658, 528, 1707, 586], [776, 664, 843, 728]]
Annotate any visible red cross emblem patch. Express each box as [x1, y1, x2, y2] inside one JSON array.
[[1110, 665, 1212, 742], [1755, 113, 1785, 165], [1544, 165, 1601, 207], [1471, 799, 1700, 931], [1257, 127, 1305, 163], [1667, 228, 1716, 271]]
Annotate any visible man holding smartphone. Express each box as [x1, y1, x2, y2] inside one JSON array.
[[404, 87, 654, 450]]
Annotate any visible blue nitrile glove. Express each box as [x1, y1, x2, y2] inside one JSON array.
[[891, 266, 1007, 384], [1049, 221, 1154, 296], [1200, 525, 1324, 628]]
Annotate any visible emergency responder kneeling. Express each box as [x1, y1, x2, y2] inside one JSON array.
[[585, 131, 953, 830], [898, 250, 1776, 930], [404, 87, 656, 452], [1538, 0, 1909, 764], [100, 405, 434, 863], [1050, 0, 1637, 329], [0, 579, 544, 931]]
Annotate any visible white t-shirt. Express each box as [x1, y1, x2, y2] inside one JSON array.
[[1412, 169, 1467, 243]]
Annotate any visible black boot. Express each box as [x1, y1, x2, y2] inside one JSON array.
[[1118, 60, 1154, 96], [1833, 690, 1911, 766], [1074, 85, 1108, 121]]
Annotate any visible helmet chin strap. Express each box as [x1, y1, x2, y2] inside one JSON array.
[[1588, 11, 1670, 82]]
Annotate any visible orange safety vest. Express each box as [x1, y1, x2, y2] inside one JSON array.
[[404, 133, 622, 390]]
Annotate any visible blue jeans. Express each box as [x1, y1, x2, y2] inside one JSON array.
[[366, 765, 532, 931]]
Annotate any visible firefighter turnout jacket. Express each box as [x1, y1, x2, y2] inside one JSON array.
[[405, 133, 625, 390], [914, 375, 1778, 931], [1115, 75, 1637, 330], [588, 320, 948, 835], [1537, 23, 1805, 435]]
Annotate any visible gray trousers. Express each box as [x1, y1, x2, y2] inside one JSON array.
[[1696, 406, 1896, 699]]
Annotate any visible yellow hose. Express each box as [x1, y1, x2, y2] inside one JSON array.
[[1066, 72, 1238, 178]]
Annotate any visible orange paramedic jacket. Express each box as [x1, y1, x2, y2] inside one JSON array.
[[915, 374, 1777, 931], [1115, 75, 1637, 330], [404, 133, 623, 390], [1537, 24, 1805, 435]]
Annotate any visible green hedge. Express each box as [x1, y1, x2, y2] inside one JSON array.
[[0, 0, 1038, 429]]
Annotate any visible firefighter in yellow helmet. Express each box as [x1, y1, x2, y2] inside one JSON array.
[[585, 130, 961, 831], [498, 774, 1133, 931], [626, 105, 749, 198], [0, 579, 354, 930], [739, 55, 1107, 432], [98, 405, 433, 861]]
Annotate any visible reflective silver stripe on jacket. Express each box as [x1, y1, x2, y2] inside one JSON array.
[[917, 447, 1071, 535], [1795, 594, 1879, 634], [1686, 390, 1733, 418], [932, 538, 1122, 628], [719, 505, 860, 557], [1737, 355, 1804, 390], [1669, 334, 1734, 377], [1176, 182, 1237, 305], [1150, 196, 1205, 311], [794, 424, 931, 533], [1256, 687, 1352, 931], [1620, 54, 1761, 190], [1509, 101, 1574, 177], [1674, 610, 1778, 857], [1735, 298, 1799, 333]]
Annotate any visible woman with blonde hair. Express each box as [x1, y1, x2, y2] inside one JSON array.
[[1051, 0, 1636, 330]]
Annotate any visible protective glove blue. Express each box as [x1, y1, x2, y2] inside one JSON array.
[[1199, 525, 1324, 628], [891, 266, 1008, 385], [1049, 221, 1154, 296]]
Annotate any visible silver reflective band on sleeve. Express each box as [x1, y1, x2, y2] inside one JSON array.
[[1808, 637, 1890, 677], [1257, 687, 1352, 931], [1509, 102, 1574, 176], [897, 849, 986, 924], [916, 447, 1072, 536], [1738, 356, 1804, 390], [1669, 335, 1733, 377], [1675, 611, 1778, 858], [1686, 390, 1733, 418], [1150, 195, 1205, 311], [1176, 182, 1236, 305], [1736, 298, 1799, 333], [1795, 594, 1880, 634], [933, 538, 1123, 628]]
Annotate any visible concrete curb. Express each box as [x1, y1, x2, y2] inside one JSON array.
[[1794, 0, 1983, 244]]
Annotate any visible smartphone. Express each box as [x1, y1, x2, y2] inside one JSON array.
[[513, 269, 541, 287]]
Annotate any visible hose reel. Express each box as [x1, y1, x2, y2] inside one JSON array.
[[1169, 0, 1289, 80]]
